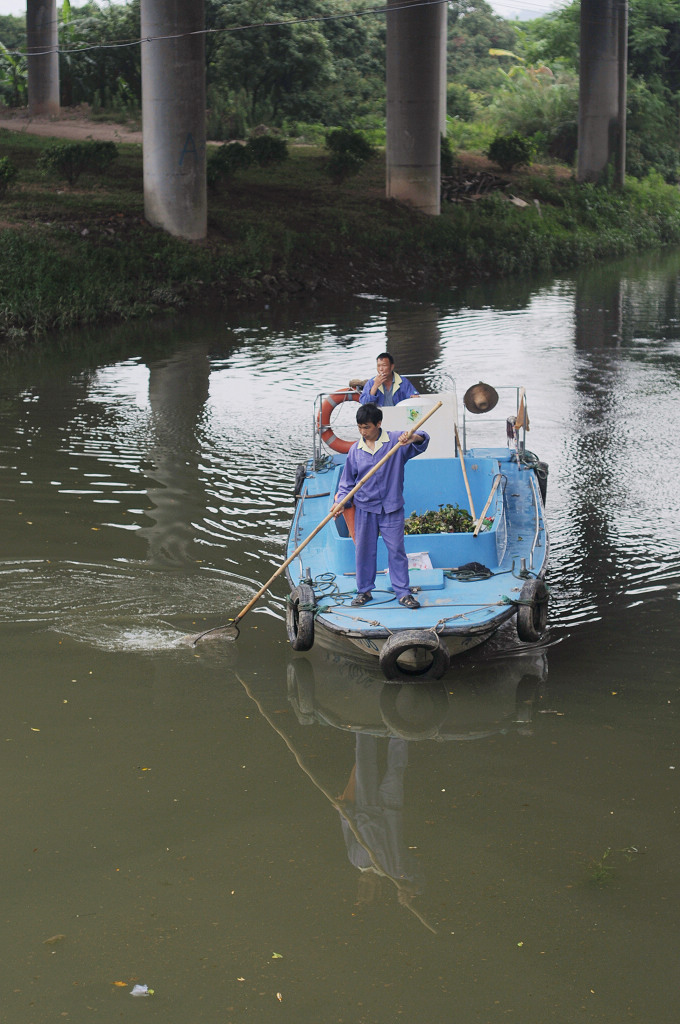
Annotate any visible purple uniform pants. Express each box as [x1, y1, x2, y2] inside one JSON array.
[[354, 506, 410, 598]]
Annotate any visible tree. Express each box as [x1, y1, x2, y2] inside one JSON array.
[[628, 0, 680, 95], [58, 1, 141, 110], [208, 1, 334, 124], [0, 15, 27, 108], [515, 0, 580, 72], [206, 0, 385, 133], [447, 0, 517, 92]]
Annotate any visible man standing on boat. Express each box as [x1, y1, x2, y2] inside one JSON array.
[[331, 403, 429, 609], [359, 352, 419, 407]]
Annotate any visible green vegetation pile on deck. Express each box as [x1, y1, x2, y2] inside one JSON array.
[[2, 128, 680, 348], [405, 505, 480, 535]]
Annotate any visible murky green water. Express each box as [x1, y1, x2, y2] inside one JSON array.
[[1, 251, 679, 1023]]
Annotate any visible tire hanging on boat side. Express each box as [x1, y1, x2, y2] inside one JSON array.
[[286, 584, 316, 651], [293, 463, 306, 502], [534, 461, 549, 506], [379, 629, 450, 682], [516, 578, 549, 643]]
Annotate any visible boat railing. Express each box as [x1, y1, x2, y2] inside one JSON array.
[[462, 385, 528, 454], [527, 468, 542, 570], [313, 379, 529, 463]]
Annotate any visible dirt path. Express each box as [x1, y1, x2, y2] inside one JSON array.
[[0, 109, 143, 144]]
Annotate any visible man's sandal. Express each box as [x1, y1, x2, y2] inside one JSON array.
[[399, 594, 420, 609], [351, 592, 373, 607]]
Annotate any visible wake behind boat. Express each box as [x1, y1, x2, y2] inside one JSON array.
[[285, 381, 549, 681]]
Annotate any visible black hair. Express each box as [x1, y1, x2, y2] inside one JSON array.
[[376, 352, 394, 365], [356, 403, 383, 426]]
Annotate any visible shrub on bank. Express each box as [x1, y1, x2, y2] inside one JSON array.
[[246, 133, 288, 167], [207, 135, 288, 189], [325, 128, 374, 183], [37, 140, 118, 184], [441, 135, 456, 176], [207, 142, 253, 188], [0, 155, 18, 198], [487, 132, 535, 172]]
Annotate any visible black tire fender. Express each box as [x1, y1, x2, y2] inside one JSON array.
[[516, 578, 549, 643], [293, 463, 306, 501], [534, 461, 549, 506], [379, 629, 450, 682], [286, 584, 316, 651]]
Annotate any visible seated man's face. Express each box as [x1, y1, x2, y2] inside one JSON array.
[[376, 357, 393, 380]]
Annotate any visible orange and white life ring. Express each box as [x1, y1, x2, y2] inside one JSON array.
[[318, 387, 360, 454]]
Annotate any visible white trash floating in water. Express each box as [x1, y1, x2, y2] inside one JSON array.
[[130, 984, 154, 997]]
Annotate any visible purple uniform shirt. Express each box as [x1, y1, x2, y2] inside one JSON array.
[[336, 429, 430, 513]]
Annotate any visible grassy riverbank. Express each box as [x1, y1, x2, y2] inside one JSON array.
[[2, 126, 680, 347]]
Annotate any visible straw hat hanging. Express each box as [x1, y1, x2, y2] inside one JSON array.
[[463, 382, 499, 414]]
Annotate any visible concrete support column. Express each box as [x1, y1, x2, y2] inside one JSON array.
[[26, 0, 59, 116], [386, 0, 443, 215], [141, 0, 206, 240], [577, 0, 627, 185], [440, 0, 448, 137]]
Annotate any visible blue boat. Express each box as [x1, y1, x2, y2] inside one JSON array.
[[285, 381, 549, 681]]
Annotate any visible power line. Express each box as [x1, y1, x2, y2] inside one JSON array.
[[3, 0, 536, 60]]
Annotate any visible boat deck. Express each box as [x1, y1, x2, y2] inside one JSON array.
[[287, 447, 547, 640]]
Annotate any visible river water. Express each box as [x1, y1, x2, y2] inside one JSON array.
[[1, 250, 679, 1024]]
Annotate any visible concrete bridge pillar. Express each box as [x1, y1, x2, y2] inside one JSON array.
[[386, 0, 444, 215], [26, 0, 59, 116], [440, 0, 448, 137], [141, 0, 206, 240], [577, 0, 627, 185]]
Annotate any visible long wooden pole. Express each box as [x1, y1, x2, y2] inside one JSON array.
[[231, 402, 443, 626], [473, 473, 502, 537], [454, 422, 476, 520]]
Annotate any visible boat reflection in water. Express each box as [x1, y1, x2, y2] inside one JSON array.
[[287, 643, 548, 742], [286, 644, 548, 928]]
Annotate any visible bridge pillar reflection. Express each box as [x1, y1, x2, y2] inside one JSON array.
[[386, 0, 444, 215], [26, 0, 59, 116], [141, 0, 206, 240]]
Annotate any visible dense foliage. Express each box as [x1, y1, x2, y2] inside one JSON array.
[[516, 0, 680, 179], [1, 0, 680, 180]]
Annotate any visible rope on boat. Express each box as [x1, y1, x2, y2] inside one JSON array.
[[501, 582, 551, 608], [444, 562, 493, 582], [518, 448, 540, 468], [314, 453, 337, 474]]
